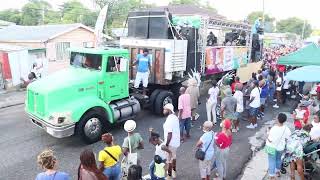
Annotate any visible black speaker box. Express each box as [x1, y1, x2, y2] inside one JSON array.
[[149, 11, 168, 39], [128, 11, 149, 38]]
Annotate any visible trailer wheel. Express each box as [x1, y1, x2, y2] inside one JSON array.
[[149, 89, 162, 113], [77, 110, 105, 144], [154, 91, 173, 115]]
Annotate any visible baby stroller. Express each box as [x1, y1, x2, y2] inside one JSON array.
[[281, 141, 320, 180]]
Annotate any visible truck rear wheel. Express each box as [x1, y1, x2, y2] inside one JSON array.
[[77, 110, 105, 144], [149, 89, 161, 113], [154, 90, 173, 115]]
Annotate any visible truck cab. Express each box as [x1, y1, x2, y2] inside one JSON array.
[[26, 47, 141, 143]]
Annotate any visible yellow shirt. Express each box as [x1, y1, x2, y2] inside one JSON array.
[[98, 145, 122, 167]]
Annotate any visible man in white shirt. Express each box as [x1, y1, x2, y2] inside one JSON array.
[[274, 73, 283, 108], [310, 112, 320, 141], [163, 103, 180, 179], [206, 80, 219, 124], [233, 84, 244, 132], [247, 81, 261, 129], [281, 76, 290, 104]]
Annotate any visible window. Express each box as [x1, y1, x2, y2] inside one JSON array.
[[70, 52, 102, 71], [107, 56, 127, 72], [55, 42, 70, 61]]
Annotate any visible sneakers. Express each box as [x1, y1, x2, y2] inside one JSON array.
[[172, 170, 177, 178], [232, 129, 237, 133], [246, 124, 255, 129], [254, 124, 258, 128], [236, 127, 240, 131], [273, 104, 279, 108], [273, 99, 277, 102]]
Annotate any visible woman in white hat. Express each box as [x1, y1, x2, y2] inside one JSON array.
[[122, 120, 144, 163]]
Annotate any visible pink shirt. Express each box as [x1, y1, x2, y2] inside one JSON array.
[[178, 93, 192, 119]]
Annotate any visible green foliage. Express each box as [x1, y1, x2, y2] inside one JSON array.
[[171, 0, 200, 5], [276, 17, 312, 38], [0, 9, 22, 24], [247, 11, 275, 32]]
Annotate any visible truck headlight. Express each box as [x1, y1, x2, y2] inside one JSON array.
[[48, 112, 73, 126]]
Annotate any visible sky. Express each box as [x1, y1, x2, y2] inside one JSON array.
[[0, 0, 319, 28]]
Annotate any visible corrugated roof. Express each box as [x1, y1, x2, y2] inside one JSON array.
[[145, 5, 225, 19], [0, 23, 94, 42]]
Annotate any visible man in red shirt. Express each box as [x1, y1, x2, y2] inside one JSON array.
[[231, 76, 242, 94]]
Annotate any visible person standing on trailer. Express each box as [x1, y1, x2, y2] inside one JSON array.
[[133, 48, 152, 96]]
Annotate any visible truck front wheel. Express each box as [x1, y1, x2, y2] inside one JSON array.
[[77, 110, 104, 144], [154, 90, 173, 115]]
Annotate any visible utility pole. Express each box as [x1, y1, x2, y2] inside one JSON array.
[[301, 19, 306, 40], [262, 0, 265, 27], [41, 5, 45, 25]]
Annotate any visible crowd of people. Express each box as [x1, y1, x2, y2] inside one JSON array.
[[33, 45, 320, 180]]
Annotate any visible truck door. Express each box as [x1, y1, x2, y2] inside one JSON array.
[[104, 55, 129, 101]]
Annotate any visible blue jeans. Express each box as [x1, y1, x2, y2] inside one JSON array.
[[180, 117, 191, 135], [149, 160, 166, 180], [268, 151, 282, 177], [103, 163, 121, 180]]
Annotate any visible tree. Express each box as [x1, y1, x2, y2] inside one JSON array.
[[247, 11, 275, 33], [276, 17, 312, 38], [0, 9, 22, 24], [21, 0, 52, 25], [171, 0, 200, 5]]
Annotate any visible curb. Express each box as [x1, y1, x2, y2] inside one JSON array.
[[0, 102, 25, 109]]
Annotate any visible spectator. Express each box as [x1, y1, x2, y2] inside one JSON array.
[[178, 87, 192, 142], [259, 79, 268, 119], [273, 73, 283, 108], [215, 119, 232, 180], [99, 133, 122, 180], [286, 124, 312, 180], [231, 77, 241, 93], [148, 130, 171, 180], [186, 78, 200, 125], [282, 76, 291, 104], [265, 113, 291, 179], [122, 120, 144, 164], [195, 121, 215, 180], [127, 165, 142, 180], [220, 78, 231, 100], [267, 75, 276, 104], [20, 72, 36, 88], [78, 149, 107, 180], [163, 103, 180, 179], [35, 149, 70, 180], [247, 81, 261, 129], [310, 111, 320, 141], [206, 80, 219, 124], [233, 84, 244, 132], [221, 88, 237, 131]]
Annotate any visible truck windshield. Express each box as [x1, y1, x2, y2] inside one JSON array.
[[70, 52, 102, 71]]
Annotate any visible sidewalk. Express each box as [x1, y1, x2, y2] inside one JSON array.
[[240, 104, 296, 180], [0, 90, 26, 109]]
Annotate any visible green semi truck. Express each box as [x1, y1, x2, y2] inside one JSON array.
[[26, 44, 187, 144]]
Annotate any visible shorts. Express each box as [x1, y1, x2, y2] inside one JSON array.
[[166, 146, 177, 163], [235, 112, 242, 119], [260, 98, 266, 105], [180, 117, 191, 134], [134, 71, 149, 88], [199, 160, 212, 178], [249, 107, 258, 116]]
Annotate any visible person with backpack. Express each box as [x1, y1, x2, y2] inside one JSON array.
[[99, 133, 122, 180]]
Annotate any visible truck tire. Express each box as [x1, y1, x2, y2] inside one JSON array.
[[154, 91, 173, 115], [77, 110, 105, 144], [149, 89, 161, 113]]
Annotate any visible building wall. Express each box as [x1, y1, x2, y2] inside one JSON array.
[[0, 42, 44, 49], [47, 27, 94, 62]]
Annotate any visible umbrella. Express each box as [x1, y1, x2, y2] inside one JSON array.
[[285, 65, 320, 82]]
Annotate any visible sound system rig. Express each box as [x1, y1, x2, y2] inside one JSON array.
[[128, 11, 170, 39]]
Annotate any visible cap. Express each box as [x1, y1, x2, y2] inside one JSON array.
[[223, 119, 232, 129], [124, 120, 136, 132], [163, 103, 174, 113]]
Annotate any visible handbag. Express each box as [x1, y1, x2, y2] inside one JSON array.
[[195, 133, 214, 161], [264, 127, 286, 155], [121, 135, 138, 178]]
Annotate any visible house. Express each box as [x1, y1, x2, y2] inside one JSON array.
[[0, 23, 95, 62], [0, 20, 15, 29], [0, 44, 47, 89]]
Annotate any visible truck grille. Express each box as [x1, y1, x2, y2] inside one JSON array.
[[28, 90, 45, 116]]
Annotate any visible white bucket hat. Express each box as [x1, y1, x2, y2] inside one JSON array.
[[124, 120, 136, 133], [163, 103, 174, 113]]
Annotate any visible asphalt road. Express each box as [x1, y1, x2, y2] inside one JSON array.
[[0, 100, 292, 180]]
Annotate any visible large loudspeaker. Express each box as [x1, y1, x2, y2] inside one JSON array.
[[128, 11, 149, 38], [149, 11, 169, 39], [180, 27, 199, 53]]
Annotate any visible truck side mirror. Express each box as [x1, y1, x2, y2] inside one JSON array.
[[119, 58, 128, 72]]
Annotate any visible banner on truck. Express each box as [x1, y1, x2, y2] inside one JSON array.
[[237, 61, 263, 83], [205, 46, 249, 75]]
